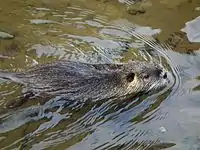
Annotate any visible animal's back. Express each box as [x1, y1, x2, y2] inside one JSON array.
[[0, 61, 125, 101]]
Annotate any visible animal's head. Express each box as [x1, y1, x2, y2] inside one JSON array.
[[122, 61, 170, 95]]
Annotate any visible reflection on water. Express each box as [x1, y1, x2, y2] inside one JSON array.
[[0, 0, 200, 150]]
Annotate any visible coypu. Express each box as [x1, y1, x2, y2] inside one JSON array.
[[0, 60, 169, 108]]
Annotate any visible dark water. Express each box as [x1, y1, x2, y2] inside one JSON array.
[[0, 0, 200, 149]]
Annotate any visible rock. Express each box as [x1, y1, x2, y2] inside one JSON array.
[[166, 32, 200, 53], [125, 1, 152, 15], [0, 31, 14, 40], [127, 5, 146, 15]]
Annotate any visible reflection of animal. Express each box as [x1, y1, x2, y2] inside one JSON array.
[[0, 60, 169, 108]]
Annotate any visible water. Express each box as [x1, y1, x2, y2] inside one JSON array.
[[0, 0, 200, 149]]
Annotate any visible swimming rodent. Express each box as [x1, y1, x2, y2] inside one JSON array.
[[0, 60, 169, 107]]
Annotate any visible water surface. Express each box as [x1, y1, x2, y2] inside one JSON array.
[[0, 0, 200, 149]]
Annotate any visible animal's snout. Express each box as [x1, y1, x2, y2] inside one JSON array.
[[155, 69, 167, 79], [155, 69, 162, 77]]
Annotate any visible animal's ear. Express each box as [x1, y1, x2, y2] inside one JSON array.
[[126, 72, 135, 82]]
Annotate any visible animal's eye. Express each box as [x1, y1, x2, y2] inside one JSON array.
[[126, 72, 135, 82], [143, 74, 149, 79]]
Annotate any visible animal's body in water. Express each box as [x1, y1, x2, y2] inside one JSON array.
[[0, 60, 169, 108]]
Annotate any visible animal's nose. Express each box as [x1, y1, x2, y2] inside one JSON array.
[[163, 72, 167, 79]]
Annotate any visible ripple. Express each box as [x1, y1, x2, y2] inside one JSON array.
[[0, 1, 190, 150]]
